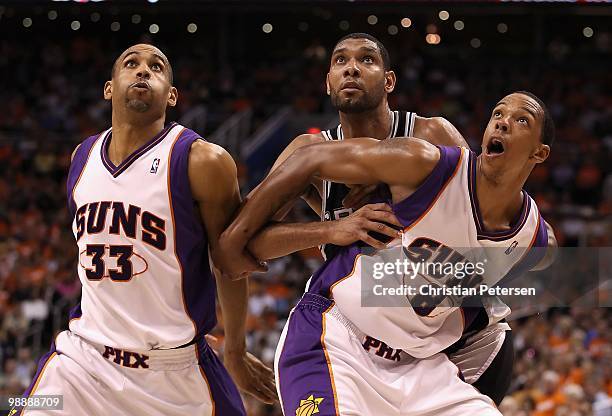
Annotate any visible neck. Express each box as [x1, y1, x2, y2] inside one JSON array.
[[339, 103, 392, 140], [108, 112, 166, 165], [475, 157, 529, 230]]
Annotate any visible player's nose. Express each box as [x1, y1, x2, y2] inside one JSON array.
[[495, 117, 510, 132], [136, 65, 151, 80], [343, 58, 360, 77]]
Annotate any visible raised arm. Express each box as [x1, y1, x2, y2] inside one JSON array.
[[244, 134, 401, 260], [338, 116, 468, 208], [188, 141, 275, 403], [247, 116, 468, 261], [220, 137, 439, 278], [240, 134, 330, 259], [254, 133, 324, 219]]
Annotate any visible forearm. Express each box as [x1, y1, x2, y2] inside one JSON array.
[[224, 151, 316, 249], [247, 221, 331, 260], [214, 266, 249, 352], [223, 138, 431, 252]]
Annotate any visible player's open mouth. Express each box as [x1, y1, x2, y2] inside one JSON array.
[[486, 138, 505, 156]]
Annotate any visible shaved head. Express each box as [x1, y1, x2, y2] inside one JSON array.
[[111, 44, 173, 85]]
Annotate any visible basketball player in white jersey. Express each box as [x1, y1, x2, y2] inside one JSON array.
[[223, 33, 544, 405], [217, 91, 555, 415], [15, 44, 275, 415]]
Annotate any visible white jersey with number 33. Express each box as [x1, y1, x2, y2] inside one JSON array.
[[66, 122, 216, 351]]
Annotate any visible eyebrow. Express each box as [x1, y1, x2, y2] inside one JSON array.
[[520, 106, 538, 119], [494, 101, 538, 119], [332, 46, 379, 56], [122, 51, 167, 65]]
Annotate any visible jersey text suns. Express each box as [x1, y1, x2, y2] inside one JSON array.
[[74, 201, 166, 281]]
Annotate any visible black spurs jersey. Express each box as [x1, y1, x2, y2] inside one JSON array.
[[319, 110, 416, 260]]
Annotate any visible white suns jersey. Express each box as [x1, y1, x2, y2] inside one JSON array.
[[309, 146, 548, 358], [66, 123, 216, 350]]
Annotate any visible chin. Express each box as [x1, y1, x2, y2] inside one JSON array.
[[335, 100, 373, 114], [126, 100, 151, 113]]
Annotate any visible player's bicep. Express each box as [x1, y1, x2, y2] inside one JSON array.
[[189, 141, 241, 245], [307, 137, 439, 187], [304, 138, 385, 184]]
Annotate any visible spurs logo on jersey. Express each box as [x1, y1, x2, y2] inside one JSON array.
[[320, 110, 416, 260], [66, 122, 216, 350], [308, 146, 548, 358]]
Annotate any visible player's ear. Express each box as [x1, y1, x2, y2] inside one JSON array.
[[326, 73, 331, 96], [385, 70, 396, 94], [167, 86, 178, 107], [103, 81, 112, 101], [532, 143, 550, 164]]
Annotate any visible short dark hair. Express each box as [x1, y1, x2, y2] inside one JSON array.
[[516, 90, 555, 147], [111, 45, 174, 85], [333, 33, 391, 70]]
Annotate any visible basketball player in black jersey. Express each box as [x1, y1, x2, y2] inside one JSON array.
[[244, 33, 468, 263], [219, 34, 552, 404]]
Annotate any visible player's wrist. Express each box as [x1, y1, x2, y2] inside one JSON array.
[[223, 340, 247, 358], [319, 220, 342, 244], [219, 228, 247, 254], [319, 220, 337, 245]]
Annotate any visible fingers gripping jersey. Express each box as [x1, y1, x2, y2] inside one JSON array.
[[320, 110, 417, 260], [66, 123, 216, 350], [309, 146, 548, 358]]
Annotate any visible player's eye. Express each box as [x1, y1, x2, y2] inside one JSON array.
[[125, 60, 137, 68], [493, 110, 502, 117], [335, 56, 345, 64], [151, 63, 162, 71], [363, 56, 374, 63], [518, 117, 529, 124]]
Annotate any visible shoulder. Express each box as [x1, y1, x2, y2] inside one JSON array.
[[413, 116, 468, 148], [413, 116, 451, 137], [171, 125, 233, 170], [269, 133, 325, 172], [285, 133, 326, 158], [290, 133, 325, 148], [188, 139, 236, 174], [384, 136, 440, 159], [187, 139, 238, 202]]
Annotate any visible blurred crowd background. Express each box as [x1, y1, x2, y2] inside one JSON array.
[[0, 1, 610, 415]]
